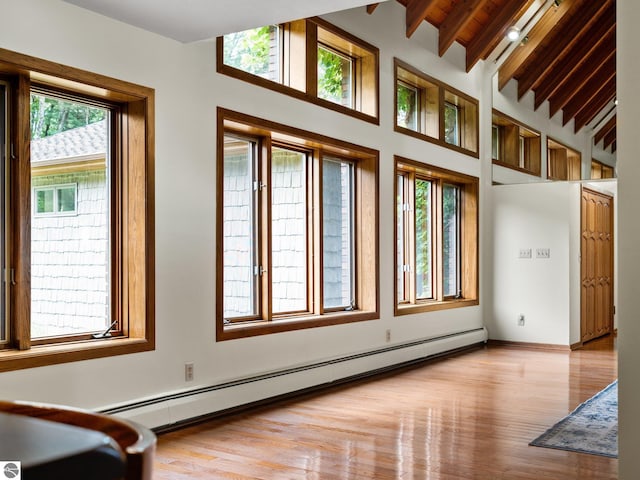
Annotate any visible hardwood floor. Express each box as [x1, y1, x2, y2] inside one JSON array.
[[154, 336, 618, 479]]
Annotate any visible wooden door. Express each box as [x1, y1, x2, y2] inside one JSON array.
[[581, 188, 614, 343]]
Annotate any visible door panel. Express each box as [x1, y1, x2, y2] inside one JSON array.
[[580, 188, 613, 343]]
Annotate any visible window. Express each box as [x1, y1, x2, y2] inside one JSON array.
[[222, 25, 282, 82], [492, 110, 541, 176], [33, 184, 78, 216], [591, 159, 615, 179], [444, 102, 460, 147], [395, 157, 478, 315], [395, 59, 479, 157], [218, 108, 379, 340], [218, 18, 379, 123], [0, 49, 154, 371], [547, 138, 581, 181]]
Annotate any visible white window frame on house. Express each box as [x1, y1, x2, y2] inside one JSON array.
[[217, 108, 379, 340], [394, 156, 478, 316], [0, 47, 155, 372], [33, 183, 78, 217]]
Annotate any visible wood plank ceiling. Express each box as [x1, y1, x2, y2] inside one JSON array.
[[368, 0, 617, 150]]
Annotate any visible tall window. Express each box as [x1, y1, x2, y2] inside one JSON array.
[[0, 49, 154, 371], [218, 109, 379, 340], [395, 157, 478, 314], [219, 18, 379, 122]]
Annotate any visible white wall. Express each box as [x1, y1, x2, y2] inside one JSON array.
[[0, 0, 485, 428], [488, 182, 581, 345], [617, 1, 640, 477]]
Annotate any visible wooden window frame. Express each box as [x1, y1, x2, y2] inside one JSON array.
[[217, 108, 379, 340], [217, 18, 379, 125], [394, 59, 479, 159], [547, 137, 581, 181], [492, 110, 541, 176], [394, 156, 478, 316], [591, 159, 615, 179], [0, 48, 154, 372]]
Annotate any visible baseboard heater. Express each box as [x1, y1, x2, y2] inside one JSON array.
[[101, 327, 487, 430]]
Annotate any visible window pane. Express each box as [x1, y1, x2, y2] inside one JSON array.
[[323, 158, 354, 309], [36, 189, 54, 214], [397, 82, 418, 131], [30, 94, 110, 338], [271, 147, 307, 314], [492, 125, 499, 160], [223, 26, 281, 82], [57, 185, 77, 213], [223, 137, 258, 320], [444, 102, 460, 146], [443, 184, 461, 297], [397, 175, 406, 303], [415, 179, 432, 300], [0, 85, 5, 343], [318, 45, 353, 107]]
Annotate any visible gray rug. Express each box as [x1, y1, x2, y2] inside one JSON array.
[[529, 380, 618, 458]]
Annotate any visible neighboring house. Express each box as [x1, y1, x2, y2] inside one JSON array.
[[30, 120, 109, 338]]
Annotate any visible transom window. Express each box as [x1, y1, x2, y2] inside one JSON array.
[[218, 108, 379, 340], [395, 157, 478, 315], [219, 18, 379, 123], [395, 58, 479, 158]]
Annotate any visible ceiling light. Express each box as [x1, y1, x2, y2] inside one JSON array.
[[506, 26, 520, 42]]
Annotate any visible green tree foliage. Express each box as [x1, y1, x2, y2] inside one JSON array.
[[415, 179, 431, 298], [397, 83, 417, 129], [30, 94, 106, 139], [318, 47, 350, 105], [223, 26, 274, 79]]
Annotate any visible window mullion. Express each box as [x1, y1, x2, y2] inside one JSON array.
[[259, 138, 272, 321], [434, 180, 443, 302], [12, 74, 32, 350]]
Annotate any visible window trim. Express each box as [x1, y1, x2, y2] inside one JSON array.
[[547, 136, 582, 181], [0, 47, 155, 372], [217, 107, 379, 340], [217, 17, 380, 125], [394, 156, 478, 316], [394, 58, 479, 158]]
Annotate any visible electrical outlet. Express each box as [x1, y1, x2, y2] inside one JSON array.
[[536, 248, 551, 259], [385, 329, 391, 342], [519, 248, 532, 259], [185, 362, 194, 382], [518, 314, 525, 326]]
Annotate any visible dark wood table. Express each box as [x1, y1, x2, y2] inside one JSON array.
[[0, 412, 125, 479]]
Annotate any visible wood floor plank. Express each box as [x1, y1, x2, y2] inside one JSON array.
[[154, 336, 617, 479]]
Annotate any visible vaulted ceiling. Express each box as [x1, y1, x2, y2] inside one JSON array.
[[369, 0, 617, 151]]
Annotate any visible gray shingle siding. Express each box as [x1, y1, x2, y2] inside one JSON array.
[[31, 170, 109, 337]]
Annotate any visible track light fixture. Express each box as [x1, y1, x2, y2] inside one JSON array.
[[506, 26, 520, 42]]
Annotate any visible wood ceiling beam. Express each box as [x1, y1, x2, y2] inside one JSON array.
[[574, 77, 616, 133], [603, 126, 617, 150], [406, 0, 438, 38], [548, 39, 615, 117], [562, 61, 615, 126], [438, 0, 486, 57], [466, 0, 534, 72], [516, 0, 612, 100], [498, 0, 575, 91], [594, 115, 616, 146], [366, 3, 379, 14], [533, 14, 615, 110]]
